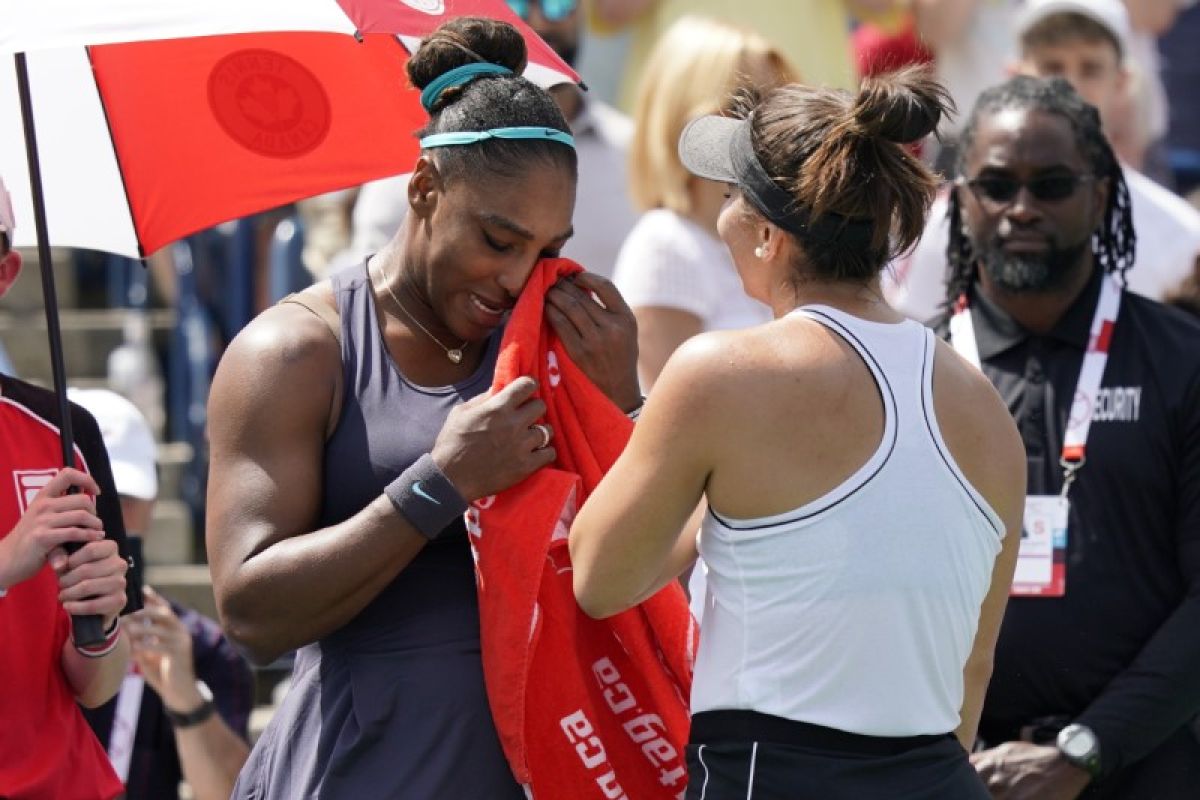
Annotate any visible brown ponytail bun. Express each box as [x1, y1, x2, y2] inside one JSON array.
[[851, 69, 950, 144]]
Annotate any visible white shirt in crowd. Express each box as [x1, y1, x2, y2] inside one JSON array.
[[934, 0, 1024, 139], [613, 208, 772, 333], [346, 98, 639, 279], [886, 166, 1200, 320]]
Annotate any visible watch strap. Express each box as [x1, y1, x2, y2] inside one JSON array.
[[166, 683, 216, 728]]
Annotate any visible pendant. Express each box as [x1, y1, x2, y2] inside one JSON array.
[[447, 348, 463, 364]]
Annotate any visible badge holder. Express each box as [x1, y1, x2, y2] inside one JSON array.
[[1013, 458, 1082, 597]]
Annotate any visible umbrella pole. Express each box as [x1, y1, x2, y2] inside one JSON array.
[[14, 52, 105, 647]]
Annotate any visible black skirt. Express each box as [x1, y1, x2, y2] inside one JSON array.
[[686, 710, 989, 800]]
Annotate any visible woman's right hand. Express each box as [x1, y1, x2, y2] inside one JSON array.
[[431, 377, 556, 500]]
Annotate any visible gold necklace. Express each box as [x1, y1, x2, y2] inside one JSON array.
[[373, 258, 468, 364]]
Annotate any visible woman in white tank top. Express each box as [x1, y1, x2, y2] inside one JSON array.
[[570, 68, 1026, 799]]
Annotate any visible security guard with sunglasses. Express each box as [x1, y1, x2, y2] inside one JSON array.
[[935, 76, 1200, 800]]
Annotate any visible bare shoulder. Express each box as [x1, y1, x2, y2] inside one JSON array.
[[209, 282, 341, 442], [931, 338, 1026, 517]]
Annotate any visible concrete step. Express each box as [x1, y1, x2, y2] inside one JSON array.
[[156, 441, 195, 506], [0, 307, 175, 383], [144, 564, 217, 621], [143, 499, 194, 566], [0, 247, 79, 313]]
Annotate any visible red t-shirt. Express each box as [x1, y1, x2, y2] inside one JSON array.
[[0, 378, 125, 800]]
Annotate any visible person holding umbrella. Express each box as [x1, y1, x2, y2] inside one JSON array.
[[0, 175, 135, 800], [206, 16, 640, 799]]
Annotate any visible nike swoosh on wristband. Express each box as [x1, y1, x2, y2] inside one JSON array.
[[412, 481, 441, 505]]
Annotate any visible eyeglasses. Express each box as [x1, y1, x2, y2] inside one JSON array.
[[960, 173, 1095, 205], [506, 0, 578, 22]]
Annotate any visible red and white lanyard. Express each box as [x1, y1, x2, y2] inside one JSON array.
[[949, 277, 1122, 493]]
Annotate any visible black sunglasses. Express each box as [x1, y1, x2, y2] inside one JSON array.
[[960, 173, 1095, 205]]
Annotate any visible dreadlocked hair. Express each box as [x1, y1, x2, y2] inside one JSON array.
[[945, 75, 1135, 308]]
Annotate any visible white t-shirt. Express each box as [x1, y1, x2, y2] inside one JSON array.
[[935, 0, 1023, 137], [886, 166, 1200, 320], [613, 208, 771, 331]]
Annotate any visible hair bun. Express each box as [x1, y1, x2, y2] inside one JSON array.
[[852, 66, 952, 144], [407, 17, 528, 109]]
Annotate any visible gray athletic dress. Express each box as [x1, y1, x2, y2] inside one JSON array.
[[232, 263, 524, 799]]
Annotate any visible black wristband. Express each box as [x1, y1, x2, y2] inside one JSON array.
[[384, 453, 469, 540]]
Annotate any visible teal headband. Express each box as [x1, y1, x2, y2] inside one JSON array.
[[420, 126, 576, 150], [420, 63, 513, 112]]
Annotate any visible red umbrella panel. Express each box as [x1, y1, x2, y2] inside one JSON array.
[[90, 32, 424, 257]]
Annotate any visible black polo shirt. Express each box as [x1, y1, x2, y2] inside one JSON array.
[[935, 268, 1200, 780]]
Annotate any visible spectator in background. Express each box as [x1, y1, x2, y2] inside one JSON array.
[[592, 0, 907, 111], [941, 76, 1200, 799], [1114, 0, 1186, 179], [0, 176, 134, 800], [913, 0, 1024, 170], [854, 6, 934, 79], [614, 15, 793, 391], [72, 388, 253, 800], [891, 0, 1200, 318], [1160, 2, 1200, 197], [349, 0, 638, 279]]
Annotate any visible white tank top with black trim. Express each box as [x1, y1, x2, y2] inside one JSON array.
[[690, 304, 1006, 737]]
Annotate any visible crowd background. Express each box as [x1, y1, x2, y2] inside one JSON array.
[[2, 1, 1199, 797]]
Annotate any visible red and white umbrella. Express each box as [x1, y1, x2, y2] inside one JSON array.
[[1, 0, 578, 257], [0, 0, 578, 644]]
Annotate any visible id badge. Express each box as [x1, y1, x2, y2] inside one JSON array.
[[1013, 495, 1068, 597]]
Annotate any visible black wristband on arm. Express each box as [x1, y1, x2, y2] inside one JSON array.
[[384, 453, 469, 540]]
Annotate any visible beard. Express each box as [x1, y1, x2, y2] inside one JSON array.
[[974, 231, 1092, 294]]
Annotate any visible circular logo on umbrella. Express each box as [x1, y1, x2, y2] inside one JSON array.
[[398, 0, 445, 13], [208, 50, 332, 159]]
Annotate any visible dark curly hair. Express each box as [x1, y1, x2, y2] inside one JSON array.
[[945, 75, 1135, 307], [407, 17, 576, 181]]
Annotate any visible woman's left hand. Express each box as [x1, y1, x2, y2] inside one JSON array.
[[546, 271, 642, 412]]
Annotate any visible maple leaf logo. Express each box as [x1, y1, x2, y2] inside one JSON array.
[[237, 77, 302, 131]]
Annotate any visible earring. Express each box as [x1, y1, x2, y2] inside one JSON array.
[[754, 245, 766, 259]]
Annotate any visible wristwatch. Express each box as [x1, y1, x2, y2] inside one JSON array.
[[165, 681, 216, 728], [1056, 723, 1101, 778]]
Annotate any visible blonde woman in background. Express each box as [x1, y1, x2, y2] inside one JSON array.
[[613, 16, 797, 390]]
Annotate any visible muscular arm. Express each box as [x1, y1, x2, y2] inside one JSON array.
[[632, 306, 703, 391], [912, 0, 979, 52], [933, 342, 1026, 749], [206, 305, 428, 664], [571, 336, 722, 617], [957, 512, 1021, 750]]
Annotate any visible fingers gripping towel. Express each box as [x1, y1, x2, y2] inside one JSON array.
[[467, 258, 697, 800]]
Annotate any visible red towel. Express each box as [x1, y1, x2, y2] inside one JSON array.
[[467, 258, 697, 800]]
